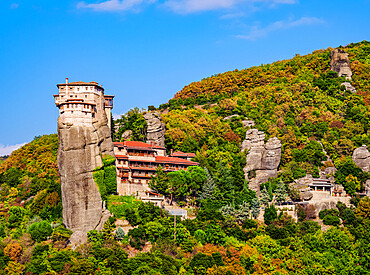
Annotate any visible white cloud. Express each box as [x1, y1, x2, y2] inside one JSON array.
[[0, 143, 26, 157], [10, 3, 20, 9], [77, 0, 296, 13], [164, 0, 296, 14], [77, 0, 157, 12], [236, 16, 325, 40], [220, 12, 246, 20]]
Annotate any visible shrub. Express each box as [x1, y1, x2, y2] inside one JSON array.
[[28, 221, 53, 242], [264, 205, 277, 225], [323, 215, 341, 226]]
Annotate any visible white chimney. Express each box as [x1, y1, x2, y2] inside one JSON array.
[[66, 78, 69, 84]]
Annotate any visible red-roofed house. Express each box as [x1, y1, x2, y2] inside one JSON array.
[[114, 141, 198, 205], [169, 150, 196, 161]]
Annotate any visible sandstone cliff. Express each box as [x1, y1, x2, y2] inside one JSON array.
[[241, 129, 281, 194], [144, 111, 166, 147], [330, 48, 352, 79], [57, 90, 114, 245], [353, 145, 370, 173]]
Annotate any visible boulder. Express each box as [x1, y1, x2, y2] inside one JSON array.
[[353, 145, 370, 172], [223, 114, 239, 120], [330, 48, 352, 80], [144, 111, 166, 147], [301, 191, 313, 201], [341, 82, 357, 93], [121, 130, 133, 140]]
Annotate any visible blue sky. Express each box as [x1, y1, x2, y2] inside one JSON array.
[[0, 0, 369, 155]]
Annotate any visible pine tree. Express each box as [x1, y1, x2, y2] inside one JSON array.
[[274, 181, 287, 205], [236, 202, 250, 223], [199, 167, 215, 200], [250, 198, 260, 219], [115, 226, 125, 240], [260, 186, 270, 206], [220, 204, 236, 217]]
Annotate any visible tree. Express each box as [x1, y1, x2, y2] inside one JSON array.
[[4, 243, 22, 261], [189, 253, 216, 275], [7, 206, 27, 228], [167, 170, 189, 204], [194, 229, 207, 245], [116, 226, 125, 241], [188, 166, 207, 193], [323, 215, 341, 226], [260, 186, 270, 206], [355, 197, 370, 220], [148, 165, 168, 196], [28, 221, 53, 242], [250, 198, 260, 219], [274, 181, 287, 205], [69, 259, 95, 275], [199, 167, 215, 200], [235, 202, 250, 223], [264, 204, 277, 225]]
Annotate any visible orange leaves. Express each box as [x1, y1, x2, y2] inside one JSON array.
[[45, 191, 60, 206], [224, 131, 241, 143], [4, 242, 23, 261]]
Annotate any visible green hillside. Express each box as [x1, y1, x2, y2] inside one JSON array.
[[151, 41, 370, 195], [0, 42, 369, 274]]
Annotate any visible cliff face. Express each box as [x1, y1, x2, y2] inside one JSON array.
[[353, 145, 370, 173], [330, 48, 353, 79], [241, 129, 281, 194], [56, 83, 115, 244], [144, 111, 166, 147]]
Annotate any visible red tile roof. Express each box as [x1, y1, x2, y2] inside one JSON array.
[[113, 141, 165, 150], [131, 167, 157, 171], [171, 151, 196, 158], [155, 156, 198, 166]]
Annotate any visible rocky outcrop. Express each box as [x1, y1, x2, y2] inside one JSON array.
[[289, 175, 313, 201], [330, 48, 352, 80], [341, 82, 357, 93], [121, 130, 133, 140], [242, 119, 255, 128], [353, 145, 370, 172], [57, 92, 114, 243], [144, 111, 166, 147], [242, 129, 281, 194], [223, 114, 239, 121]]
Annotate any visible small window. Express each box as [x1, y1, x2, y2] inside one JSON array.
[[85, 87, 88, 90], [85, 95, 87, 98], [71, 111, 73, 114], [77, 88, 80, 91]]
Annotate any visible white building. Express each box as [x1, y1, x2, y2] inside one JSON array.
[[54, 78, 114, 128]]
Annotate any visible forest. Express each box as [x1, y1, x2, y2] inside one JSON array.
[[0, 41, 370, 274]]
